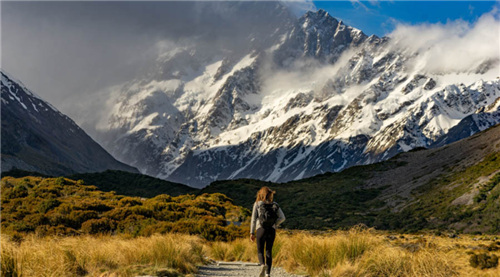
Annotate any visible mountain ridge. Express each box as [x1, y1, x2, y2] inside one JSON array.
[[1, 71, 139, 176]]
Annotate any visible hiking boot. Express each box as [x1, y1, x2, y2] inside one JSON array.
[[259, 264, 267, 277]]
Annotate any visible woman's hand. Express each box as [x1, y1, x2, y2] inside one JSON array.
[[250, 234, 255, 242]]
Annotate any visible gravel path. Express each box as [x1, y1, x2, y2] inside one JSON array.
[[196, 262, 306, 277]]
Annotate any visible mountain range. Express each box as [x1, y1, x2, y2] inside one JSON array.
[[1, 72, 138, 176], [94, 8, 500, 187], [2, 64, 499, 232]]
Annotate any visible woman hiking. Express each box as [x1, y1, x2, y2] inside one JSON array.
[[250, 186, 286, 277]]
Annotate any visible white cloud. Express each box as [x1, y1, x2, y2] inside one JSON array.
[[388, 9, 500, 74], [349, 0, 371, 12], [279, 0, 316, 17], [468, 4, 475, 15]]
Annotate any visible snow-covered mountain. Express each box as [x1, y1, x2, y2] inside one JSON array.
[[1, 71, 139, 175], [97, 9, 500, 188]]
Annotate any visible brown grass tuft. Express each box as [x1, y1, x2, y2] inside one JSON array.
[[1, 233, 205, 277], [2, 228, 500, 277]]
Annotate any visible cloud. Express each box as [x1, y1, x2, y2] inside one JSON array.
[[387, 8, 500, 74], [349, 0, 371, 12], [280, 0, 316, 17], [367, 0, 381, 7], [259, 49, 358, 103], [1, 1, 297, 137], [469, 4, 475, 15]]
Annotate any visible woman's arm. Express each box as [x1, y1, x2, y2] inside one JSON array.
[[250, 202, 258, 235], [276, 207, 285, 227]]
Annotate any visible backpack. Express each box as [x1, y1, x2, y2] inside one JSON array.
[[258, 202, 279, 229]]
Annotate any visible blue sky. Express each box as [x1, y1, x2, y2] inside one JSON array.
[[313, 1, 499, 36]]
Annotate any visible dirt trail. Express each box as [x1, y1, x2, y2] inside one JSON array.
[[196, 262, 305, 277]]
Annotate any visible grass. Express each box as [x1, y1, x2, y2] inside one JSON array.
[[202, 227, 500, 277], [2, 227, 500, 277], [1, 233, 205, 277]]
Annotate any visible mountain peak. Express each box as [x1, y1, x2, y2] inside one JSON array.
[[92, 6, 499, 188], [301, 8, 339, 28], [271, 8, 367, 64], [304, 9, 330, 18]]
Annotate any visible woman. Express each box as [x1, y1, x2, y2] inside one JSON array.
[[250, 186, 285, 277]]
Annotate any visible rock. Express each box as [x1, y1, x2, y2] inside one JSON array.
[[424, 78, 436, 90]]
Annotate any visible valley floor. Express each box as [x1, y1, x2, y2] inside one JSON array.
[[2, 227, 499, 277]]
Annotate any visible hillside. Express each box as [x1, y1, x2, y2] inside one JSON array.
[[67, 170, 198, 197], [1, 72, 138, 176], [201, 124, 500, 233], [0, 176, 247, 240], [1, 169, 199, 198]]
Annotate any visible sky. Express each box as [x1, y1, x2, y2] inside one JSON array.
[[1, 0, 499, 135], [313, 1, 499, 36]]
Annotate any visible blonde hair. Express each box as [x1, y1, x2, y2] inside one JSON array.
[[256, 186, 275, 203]]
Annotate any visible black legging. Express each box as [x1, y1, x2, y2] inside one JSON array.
[[256, 227, 276, 274]]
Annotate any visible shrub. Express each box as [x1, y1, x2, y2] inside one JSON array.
[[118, 197, 142, 207], [54, 177, 66, 186], [37, 199, 61, 213], [23, 213, 49, 227], [487, 242, 500, 251], [200, 193, 233, 204], [10, 221, 34, 232], [5, 185, 29, 199], [469, 253, 499, 269], [43, 225, 78, 236], [79, 201, 113, 212], [81, 218, 116, 234], [68, 210, 99, 229], [116, 214, 149, 235], [1, 176, 247, 239], [149, 194, 172, 203]]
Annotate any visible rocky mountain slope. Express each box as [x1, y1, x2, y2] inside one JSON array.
[[97, 8, 500, 188], [1, 72, 138, 176], [201, 124, 500, 233]]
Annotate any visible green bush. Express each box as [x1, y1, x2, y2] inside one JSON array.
[[68, 210, 99, 229], [5, 185, 29, 199], [79, 201, 113, 212], [54, 177, 66, 186], [1, 176, 249, 240], [37, 199, 61, 213], [469, 253, 499, 269], [81, 218, 117, 234], [118, 197, 142, 207]]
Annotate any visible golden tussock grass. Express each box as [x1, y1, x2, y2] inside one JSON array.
[[1, 233, 205, 277], [204, 227, 499, 277], [2, 227, 499, 277]]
